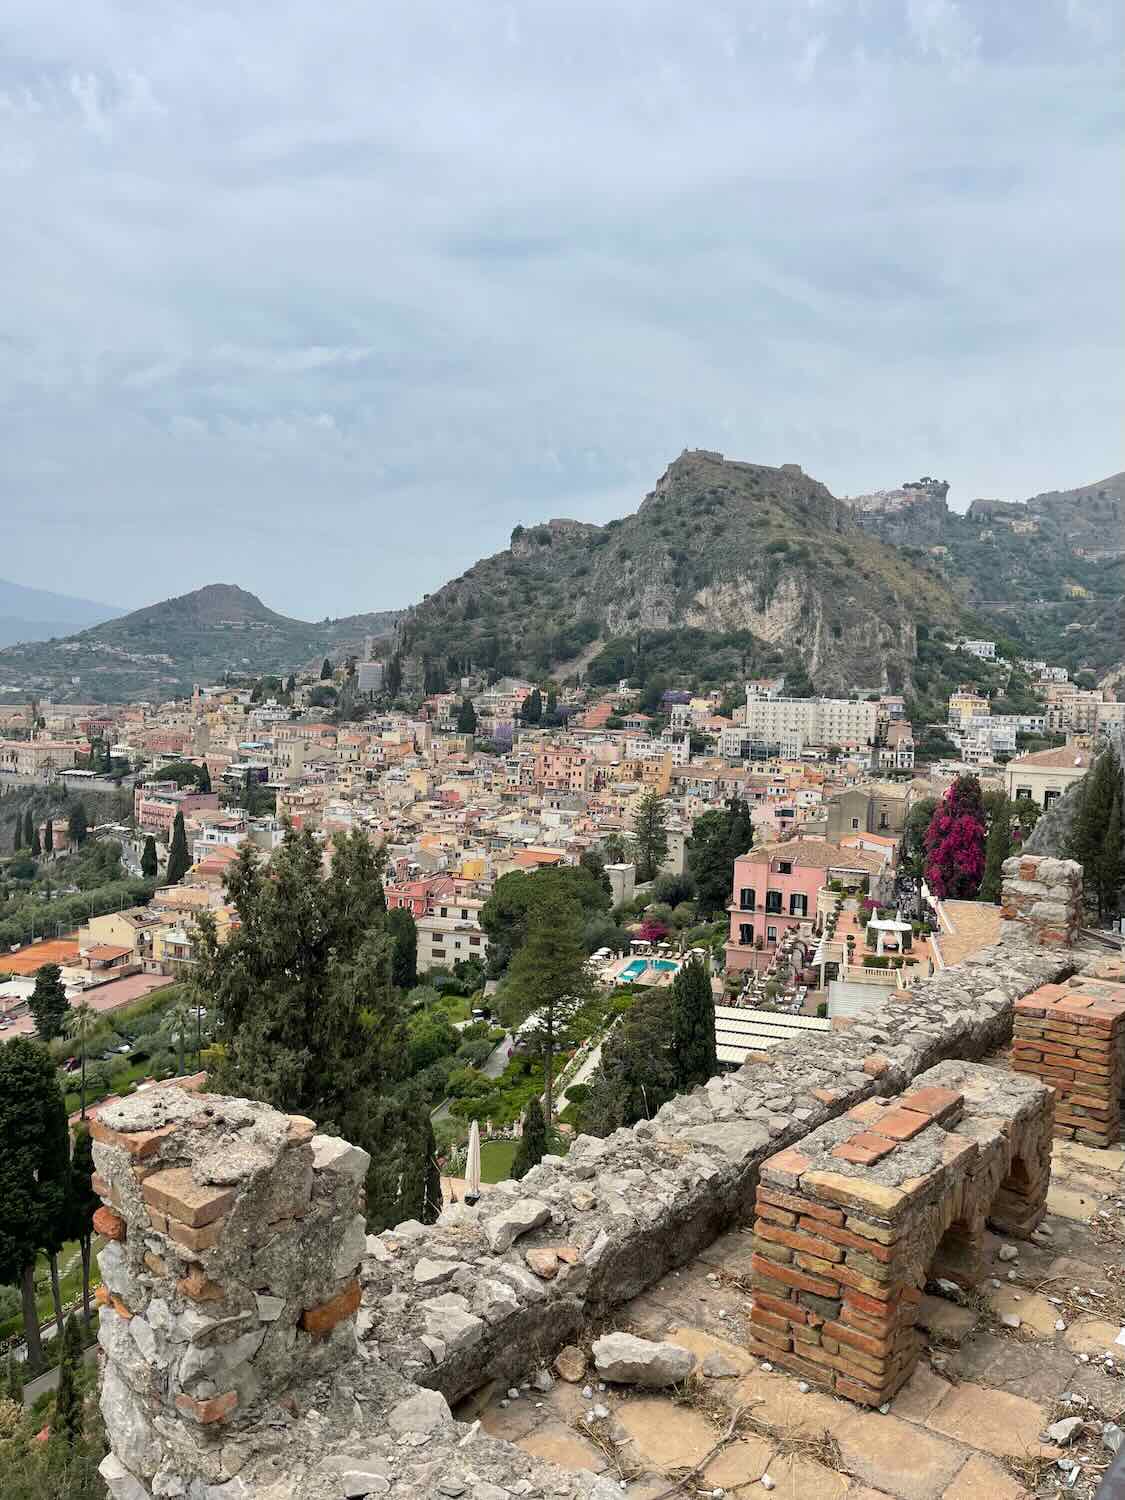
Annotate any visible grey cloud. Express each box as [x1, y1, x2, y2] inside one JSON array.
[[0, 0, 1121, 615]]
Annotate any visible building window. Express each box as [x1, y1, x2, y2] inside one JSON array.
[[851, 817, 860, 830], [470, 935, 481, 947], [461, 909, 469, 920], [1015, 787, 1032, 800], [765, 890, 783, 914], [739, 923, 754, 946], [1043, 789, 1060, 808], [777, 860, 792, 875], [739, 888, 756, 911], [879, 812, 889, 829], [767, 925, 777, 943], [789, 893, 807, 917], [440, 906, 448, 917]]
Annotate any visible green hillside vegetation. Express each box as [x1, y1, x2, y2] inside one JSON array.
[[399, 451, 963, 696], [0, 584, 401, 703]]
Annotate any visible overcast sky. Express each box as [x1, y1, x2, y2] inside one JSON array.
[[3, 1, 1122, 619]]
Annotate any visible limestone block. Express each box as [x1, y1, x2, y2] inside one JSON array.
[[483, 1197, 551, 1253], [592, 1332, 696, 1386], [311, 1135, 372, 1184]]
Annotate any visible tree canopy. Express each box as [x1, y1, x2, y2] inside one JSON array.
[[29, 963, 69, 1042], [923, 775, 986, 900], [632, 789, 669, 883], [165, 810, 191, 885], [688, 797, 754, 915], [480, 864, 610, 975], [670, 955, 717, 1088], [194, 827, 430, 1228]]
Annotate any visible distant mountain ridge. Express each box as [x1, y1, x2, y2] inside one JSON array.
[[397, 449, 963, 696], [841, 471, 1124, 681], [0, 583, 401, 702], [0, 577, 124, 648]]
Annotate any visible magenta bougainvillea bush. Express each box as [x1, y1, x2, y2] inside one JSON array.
[[637, 920, 669, 943], [923, 775, 986, 900]]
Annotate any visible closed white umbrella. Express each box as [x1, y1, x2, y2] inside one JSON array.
[[465, 1119, 482, 1204]]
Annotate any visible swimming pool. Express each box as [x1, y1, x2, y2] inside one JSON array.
[[617, 957, 680, 983]]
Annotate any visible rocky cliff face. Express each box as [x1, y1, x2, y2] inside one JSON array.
[[400, 450, 960, 693]]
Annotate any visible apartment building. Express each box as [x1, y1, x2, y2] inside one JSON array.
[[742, 697, 879, 750], [133, 783, 221, 838], [416, 893, 488, 972], [534, 745, 593, 794]]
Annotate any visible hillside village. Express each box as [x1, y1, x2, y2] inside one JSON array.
[[1, 634, 1120, 1059]]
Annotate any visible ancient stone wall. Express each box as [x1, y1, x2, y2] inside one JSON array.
[[96, 855, 1107, 1500], [1000, 853, 1083, 946], [1012, 968, 1125, 1146]]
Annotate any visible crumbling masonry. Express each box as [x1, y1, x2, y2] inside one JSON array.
[[93, 855, 1124, 1500]]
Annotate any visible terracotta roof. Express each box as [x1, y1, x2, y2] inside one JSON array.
[[86, 944, 133, 961], [739, 838, 885, 872], [1008, 746, 1093, 769]]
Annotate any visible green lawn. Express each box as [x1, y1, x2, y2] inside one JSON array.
[[479, 1140, 518, 1183]]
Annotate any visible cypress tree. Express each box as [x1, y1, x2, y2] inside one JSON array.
[[670, 955, 718, 1089], [30, 821, 41, 857], [386, 906, 418, 991], [29, 964, 69, 1042], [980, 795, 1012, 904], [456, 697, 478, 735], [165, 811, 191, 885], [1070, 746, 1123, 922], [141, 835, 159, 880], [5, 1352, 23, 1404], [320, 657, 333, 680], [67, 1127, 98, 1324], [522, 688, 542, 724], [0, 1039, 70, 1372], [66, 802, 87, 847], [198, 761, 212, 794], [23, 807, 34, 849], [44, 818, 53, 856], [511, 1097, 547, 1180], [51, 1314, 84, 1443]]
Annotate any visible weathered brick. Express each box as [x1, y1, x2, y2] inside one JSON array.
[[755, 1221, 845, 1263], [749, 1253, 839, 1299], [89, 1119, 177, 1161], [175, 1390, 238, 1425], [93, 1205, 126, 1243], [300, 1279, 361, 1337], [142, 1167, 236, 1228], [757, 1185, 845, 1225]]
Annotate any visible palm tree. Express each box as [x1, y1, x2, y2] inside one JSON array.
[[65, 1001, 97, 1120], [167, 1000, 192, 1078]]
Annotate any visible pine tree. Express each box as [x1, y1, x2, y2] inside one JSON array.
[[194, 828, 427, 1230], [198, 761, 212, 793], [456, 697, 478, 735], [141, 835, 159, 880], [511, 1097, 547, 1180], [51, 1314, 84, 1444], [979, 794, 1012, 904], [320, 657, 333, 680], [29, 964, 69, 1042], [30, 822, 41, 857], [670, 955, 717, 1088], [0, 1039, 70, 1372], [632, 789, 669, 882], [66, 802, 87, 847], [44, 818, 53, 856], [165, 811, 191, 885], [505, 895, 594, 1125]]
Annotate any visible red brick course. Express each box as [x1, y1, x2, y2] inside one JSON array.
[[1011, 979, 1125, 1147]]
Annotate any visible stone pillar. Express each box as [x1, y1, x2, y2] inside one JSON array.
[[999, 854, 1083, 947], [748, 1061, 1052, 1407], [90, 1088, 370, 1500], [1013, 972, 1125, 1147]]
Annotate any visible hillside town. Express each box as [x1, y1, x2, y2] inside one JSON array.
[[1, 639, 1120, 1047]]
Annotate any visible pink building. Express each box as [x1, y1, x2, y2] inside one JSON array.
[[134, 783, 221, 838], [724, 838, 885, 973]]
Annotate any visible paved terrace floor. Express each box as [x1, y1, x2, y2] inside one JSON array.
[[472, 1118, 1125, 1499]]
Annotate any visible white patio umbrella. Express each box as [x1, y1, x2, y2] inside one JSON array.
[[464, 1119, 482, 1205]]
